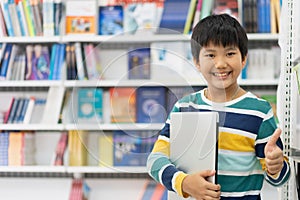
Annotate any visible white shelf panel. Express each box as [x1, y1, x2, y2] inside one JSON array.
[[64, 79, 207, 87], [67, 166, 147, 173], [0, 33, 278, 44], [65, 123, 164, 131], [0, 36, 61, 43], [0, 166, 66, 173], [62, 34, 191, 43], [0, 124, 65, 131], [0, 80, 63, 87]]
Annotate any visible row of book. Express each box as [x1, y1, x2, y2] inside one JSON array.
[[0, 0, 282, 37], [0, 0, 63, 37], [0, 131, 35, 166], [67, 130, 157, 167], [62, 86, 200, 125], [1, 96, 46, 124]]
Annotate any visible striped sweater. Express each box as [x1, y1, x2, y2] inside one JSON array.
[[147, 89, 290, 199]]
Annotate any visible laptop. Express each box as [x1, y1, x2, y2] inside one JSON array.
[[168, 112, 219, 200]]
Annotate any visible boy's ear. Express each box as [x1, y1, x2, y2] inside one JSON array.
[[242, 55, 248, 68], [193, 58, 201, 71]]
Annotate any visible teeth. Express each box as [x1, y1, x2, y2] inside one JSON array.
[[213, 72, 228, 77]]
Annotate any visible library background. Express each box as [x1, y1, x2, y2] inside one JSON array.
[[0, 0, 299, 199]]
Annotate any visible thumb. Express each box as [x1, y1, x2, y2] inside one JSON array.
[[199, 170, 215, 178], [265, 128, 281, 152]]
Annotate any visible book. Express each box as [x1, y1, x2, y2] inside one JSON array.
[[53, 0, 62, 35], [6, 97, 20, 124], [43, 0, 55, 36], [128, 48, 151, 80], [53, 132, 68, 166], [23, 96, 35, 124], [183, 0, 197, 34], [3, 97, 15, 123], [30, 0, 43, 36], [74, 42, 88, 80], [98, 131, 113, 167], [29, 97, 46, 124], [113, 130, 155, 166], [0, 43, 13, 80], [68, 130, 88, 166], [109, 87, 136, 123], [136, 86, 167, 123], [65, 0, 96, 35], [157, 0, 191, 34], [212, 0, 239, 20], [138, 180, 167, 200], [1, 0, 14, 36], [76, 88, 103, 124], [98, 5, 124, 35], [15, 0, 28, 36], [124, 2, 157, 34], [22, 0, 36, 36]]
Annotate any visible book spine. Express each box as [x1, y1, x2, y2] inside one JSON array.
[[1, 0, 14, 36], [22, 0, 35, 36]]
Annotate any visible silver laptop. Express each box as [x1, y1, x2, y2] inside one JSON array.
[[168, 112, 219, 200]]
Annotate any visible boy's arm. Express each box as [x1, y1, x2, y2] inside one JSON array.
[[147, 123, 189, 197]]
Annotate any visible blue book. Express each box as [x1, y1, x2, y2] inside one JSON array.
[[98, 5, 124, 35], [128, 48, 151, 79], [48, 44, 57, 80], [113, 130, 151, 166], [1, 0, 14, 36], [7, 98, 20, 124], [13, 98, 25, 123], [0, 131, 9, 166], [157, 0, 190, 34], [136, 87, 167, 123], [0, 43, 13, 80], [77, 88, 103, 123], [18, 98, 29, 123]]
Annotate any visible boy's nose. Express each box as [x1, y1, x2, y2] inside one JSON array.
[[214, 58, 227, 68]]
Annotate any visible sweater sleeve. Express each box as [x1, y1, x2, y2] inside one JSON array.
[[146, 123, 189, 197]]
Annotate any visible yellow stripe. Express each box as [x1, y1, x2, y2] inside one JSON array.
[[152, 139, 170, 156], [174, 172, 189, 197], [219, 131, 255, 152]]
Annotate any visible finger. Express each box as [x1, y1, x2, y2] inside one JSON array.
[[199, 170, 215, 178], [266, 128, 281, 148]]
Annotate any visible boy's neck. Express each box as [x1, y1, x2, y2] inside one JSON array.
[[205, 86, 241, 102]]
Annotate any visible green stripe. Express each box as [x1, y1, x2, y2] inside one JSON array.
[[218, 154, 262, 172], [150, 156, 171, 182], [257, 117, 277, 139], [218, 174, 264, 192]]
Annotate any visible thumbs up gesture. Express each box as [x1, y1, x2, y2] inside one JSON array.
[[264, 128, 284, 175]]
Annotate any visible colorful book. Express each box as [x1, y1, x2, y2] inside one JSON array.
[[77, 88, 103, 123], [98, 132, 113, 167], [65, 0, 96, 35], [109, 87, 136, 123], [98, 5, 123, 35], [128, 48, 151, 80], [0, 43, 13, 80], [1, 0, 14, 36], [136, 86, 167, 123]]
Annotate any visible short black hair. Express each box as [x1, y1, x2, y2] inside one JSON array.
[[191, 14, 248, 63]]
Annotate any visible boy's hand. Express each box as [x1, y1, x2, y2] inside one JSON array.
[[264, 128, 284, 175], [182, 170, 221, 200]]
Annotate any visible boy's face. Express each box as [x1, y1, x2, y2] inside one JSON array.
[[194, 43, 247, 90]]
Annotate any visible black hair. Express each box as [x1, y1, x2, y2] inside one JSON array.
[[191, 14, 248, 63]]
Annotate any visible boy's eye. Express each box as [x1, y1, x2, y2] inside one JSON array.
[[205, 54, 215, 58], [227, 52, 236, 56]]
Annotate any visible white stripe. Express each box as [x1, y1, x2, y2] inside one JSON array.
[[171, 171, 182, 193], [218, 170, 264, 176], [255, 136, 270, 145], [221, 190, 261, 197], [219, 149, 256, 156], [176, 100, 267, 119], [158, 163, 173, 184], [158, 135, 170, 142], [220, 127, 257, 139], [263, 108, 274, 121]]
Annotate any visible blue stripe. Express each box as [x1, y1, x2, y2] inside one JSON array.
[[161, 165, 178, 192], [267, 161, 289, 185], [255, 138, 284, 158]]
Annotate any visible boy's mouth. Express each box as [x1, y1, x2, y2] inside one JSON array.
[[212, 71, 232, 78]]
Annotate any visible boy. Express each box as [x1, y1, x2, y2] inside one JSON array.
[[147, 14, 290, 199]]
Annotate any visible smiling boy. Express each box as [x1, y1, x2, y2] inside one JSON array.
[[147, 14, 290, 199]]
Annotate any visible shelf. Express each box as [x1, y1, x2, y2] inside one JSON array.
[[0, 33, 279, 44], [0, 80, 63, 87], [0, 36, 61, 43], [65, 123, 164, 131], [67, 166, 147, 174], [0, 166, 66, 173], [0, 124, 65, 131]]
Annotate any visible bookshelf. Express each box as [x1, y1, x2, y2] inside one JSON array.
[[0, 0, 285, 199]]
